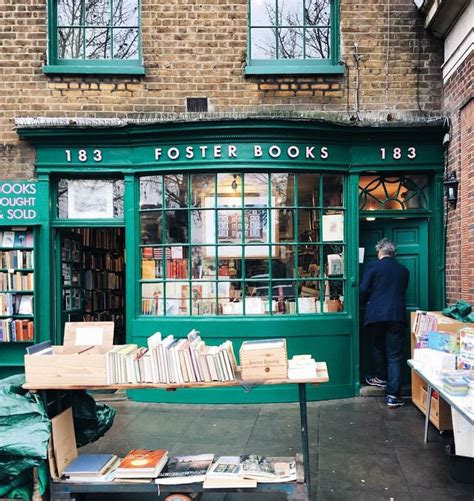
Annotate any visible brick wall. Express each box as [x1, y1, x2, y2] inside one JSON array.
[[0, 0, 443, 178], [443, 52, 473, 304]]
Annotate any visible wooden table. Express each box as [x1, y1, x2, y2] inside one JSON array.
[[25, 364, 329, 501]]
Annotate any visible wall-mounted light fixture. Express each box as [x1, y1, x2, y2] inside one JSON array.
[[444, 171, 459, 208]]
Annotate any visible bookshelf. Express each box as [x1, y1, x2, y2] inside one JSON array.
[[0, 228, 35, 343]]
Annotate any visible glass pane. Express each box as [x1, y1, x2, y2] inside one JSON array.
[[322, 210, 343, 242], [245, 249, 269, 279], [191, 282, 216, 316], [250, 0, 276, 25], [218, 282, 243, 315], [141, 247, 164, 279], [165, 174, 188, 208], [244, 173, 268, 207], [299, 279, 321, 312], [279, 28, 303, 59], [251, 28, 276, 59], [57, 0, 83, 26], [298, 244, 320, 277], [323, 279, 344, 311], [165, 246, 189, 279], [217, 173, 242, 206], [271, 173, 295, 207], [245, 281, 270, 315], [140, 211, 162, 244], [305, 0, 331, 26], [113, 28, 139, 59], [85, 28, 111, 59], [191, 210, 214, 244], [298, 209, 320, 242], [57, 179, 123, 218], [191, 174, 215, 207], [323, 174, 344, 207], [141, 283, 163, 315], [113, 0, 139, 26], [58, 28, 83, 59], [272, 281, 296, 314], [281, 0, 302, 26], [324, 244, 343, 276], [298, 173, 320, 206], [217, 209, 241, 243], [191, 246, 216, 279], [306, 28, 330, 59], [272, 209, 295, 242], [272, 245, 296, 279], [244, 209, 269, 243], [165, 210, 188, 243], [85, 0, 110, 25], [165, 282, 189, 316], [218, 246, 242, 279], [140, 176, 162, 209]]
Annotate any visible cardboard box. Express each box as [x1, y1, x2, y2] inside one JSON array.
[[240, 339, 288, 380], [25, 322, 114, 386], [49, 407, 78, 479]]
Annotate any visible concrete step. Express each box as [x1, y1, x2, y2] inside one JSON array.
[[360, 384, 411, 397]]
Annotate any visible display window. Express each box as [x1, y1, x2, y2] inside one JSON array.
[[139, 172, 345, 317]]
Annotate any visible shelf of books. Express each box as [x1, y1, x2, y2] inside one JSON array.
[[0, 228, 35, 343]]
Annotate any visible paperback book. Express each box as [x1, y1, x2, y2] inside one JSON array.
[[156, 454, 214, 484]]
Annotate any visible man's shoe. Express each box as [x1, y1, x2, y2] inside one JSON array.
[[365, 376, 387, 388], [386, 395, 405, 408]]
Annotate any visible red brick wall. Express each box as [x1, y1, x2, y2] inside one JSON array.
[[443, 52, 474, 304], [0, 0, 444, 179]]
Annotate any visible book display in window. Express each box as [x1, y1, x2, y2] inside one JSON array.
[[0, 228, 35, 342], [139, 173, 345, 317]]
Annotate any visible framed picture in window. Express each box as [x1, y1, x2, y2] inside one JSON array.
[[67, 180, 114, 219]]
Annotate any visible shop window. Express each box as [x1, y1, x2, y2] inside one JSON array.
[[245, 0, 344, 75], [44, 0, 145, 75], [140, 172, 346, 317], [56, 179, 124, 219], [359, 174, 429, 211]]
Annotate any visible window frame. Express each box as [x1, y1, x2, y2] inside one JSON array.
[[44, 0, 145, 76], [245, 0, 344, 75]]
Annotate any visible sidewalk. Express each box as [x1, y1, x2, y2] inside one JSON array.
[[81, 396, 474, 500]]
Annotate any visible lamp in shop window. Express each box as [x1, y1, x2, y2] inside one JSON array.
[[231, 174, 239, 192], [444, 171, 459, 208]]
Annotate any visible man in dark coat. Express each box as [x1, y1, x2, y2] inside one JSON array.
[[360, 238, 409, 408]]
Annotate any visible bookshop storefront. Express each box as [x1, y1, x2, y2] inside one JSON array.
[[6, 118, 446, 403]]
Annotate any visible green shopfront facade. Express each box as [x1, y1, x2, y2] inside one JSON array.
[[11, 118, 446, 403]]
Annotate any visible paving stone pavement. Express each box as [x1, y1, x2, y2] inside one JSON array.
[[79, 396, 474, 501]]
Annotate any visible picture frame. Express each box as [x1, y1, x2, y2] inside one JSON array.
[[327, 254, 343, 276], [322, 214, 344, 242], [67, 180, 114, 219]]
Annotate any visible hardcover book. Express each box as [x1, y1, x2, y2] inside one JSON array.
[[63, 453, 117, 476], [115, 449, 168, 478], [156, 454, 214, 484]]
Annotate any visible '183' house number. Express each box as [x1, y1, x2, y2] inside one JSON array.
[[65, 149, 103, 162]]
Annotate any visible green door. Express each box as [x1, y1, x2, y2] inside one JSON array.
[[359, 218, 429, 384]]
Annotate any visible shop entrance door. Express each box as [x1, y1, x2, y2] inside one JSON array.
[[359, 218, 429, 385]]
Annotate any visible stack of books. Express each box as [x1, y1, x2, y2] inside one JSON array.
[[442, 376, 469, 396], [115, 449, 169, 480], [288, 354, 318, 379], [106, 330, 238, 385]]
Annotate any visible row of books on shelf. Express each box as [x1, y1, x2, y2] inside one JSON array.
[[84, 290, 124, 313], [0, 250, 34, 269], [84, 270, 124, 290], [0, 293, 33, 316], [0, 271, 34, 291], [0, 230, 33, 249], [0, 319, 34, 342], [84, 253, 124, 272], [106, 330, 237, 384], [81, 228, 124, 250], [60, 450, 296, 487]]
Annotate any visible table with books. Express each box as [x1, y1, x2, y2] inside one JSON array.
[[23, 326, 329, 501]]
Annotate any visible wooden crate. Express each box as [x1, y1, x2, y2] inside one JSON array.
[[240, 341, 288, 380]]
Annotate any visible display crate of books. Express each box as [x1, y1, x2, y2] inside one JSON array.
[[410, 311, 474, 431], [0, 228, 35, 343]]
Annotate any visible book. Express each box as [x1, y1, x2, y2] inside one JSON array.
[[26, 340, 52, 355], [240, 338, 286, 351], [155, 454, 214, 485], [115, 449, 168, 478], [63, 453, 117, 477], [17, 294, 33, 315], [13, 232, 27, 247], [2, 231, 15, 248], [206, 456, 241, 477]]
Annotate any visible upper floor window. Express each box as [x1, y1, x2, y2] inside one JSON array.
[[45, 0, 145, 75], [245, 0, 343, 75]]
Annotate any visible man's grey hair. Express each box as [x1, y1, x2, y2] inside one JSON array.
[[375, 238, 397, 257]]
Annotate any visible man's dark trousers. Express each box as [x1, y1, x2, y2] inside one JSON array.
[[368, 321, 404, 397]]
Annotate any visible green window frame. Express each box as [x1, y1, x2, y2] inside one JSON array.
[[138, 171, 346, 318], [245, 0, 344, 75], [45, 0, 145, 76]]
